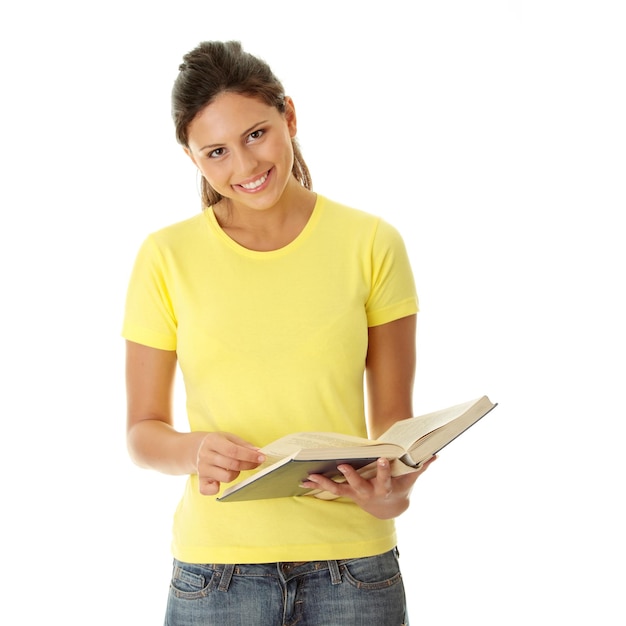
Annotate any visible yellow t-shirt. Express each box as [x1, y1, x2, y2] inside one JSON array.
[[122, 195, 418, 563]]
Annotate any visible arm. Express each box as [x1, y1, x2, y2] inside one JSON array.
[[125, 340, 264, 494], [302, 314, 435, 517], [366, 313, 416, 438]]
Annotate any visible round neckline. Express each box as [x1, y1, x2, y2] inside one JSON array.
[[203, 194, 324, 257]]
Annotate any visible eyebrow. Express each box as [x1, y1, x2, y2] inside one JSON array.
[[199, 120, 269, 152]]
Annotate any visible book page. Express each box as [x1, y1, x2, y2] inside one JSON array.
[[261, 432, 374, 457], [380, 397, 487, 447]]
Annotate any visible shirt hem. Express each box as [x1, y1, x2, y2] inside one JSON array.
[[171, 534, 398, 565]]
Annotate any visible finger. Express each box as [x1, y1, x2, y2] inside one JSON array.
[[415, 455, 437, 476], [220, 435, 266, 464], [337, 464, 374, 497], [198, 477, 220, 496], [209, 453, 263, 472], [390, 455, 437, 491], [196, 462, 238, 487], [301, 474, 349, 498], [421, 454, 437, 469], [372, 458, 393, 496], [374, 458, 392, 480], [199, 434, 265, 469]]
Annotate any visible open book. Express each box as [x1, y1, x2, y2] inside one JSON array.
[[217, 395, 497, 502]]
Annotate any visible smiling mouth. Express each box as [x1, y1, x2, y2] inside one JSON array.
[[238, 170, 270, 190]]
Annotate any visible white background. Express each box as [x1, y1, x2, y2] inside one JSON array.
[[1, 1, 624, 624]]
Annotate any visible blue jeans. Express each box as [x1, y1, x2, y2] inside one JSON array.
[[164, 548, 409, 625]]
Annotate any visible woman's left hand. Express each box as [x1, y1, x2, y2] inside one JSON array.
[[301, 456, 437, 519]]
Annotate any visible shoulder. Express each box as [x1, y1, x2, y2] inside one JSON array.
[[148, 212, 208, 248], [133, 212, 211, 261], [129, 212, 209, 273], [318, 196, 404, 243], [320, 195, 379, 224]]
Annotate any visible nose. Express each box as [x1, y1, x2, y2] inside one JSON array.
[[232, 147, 259, 178]]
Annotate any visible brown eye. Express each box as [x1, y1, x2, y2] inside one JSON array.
[[247, 129, 264, 142]]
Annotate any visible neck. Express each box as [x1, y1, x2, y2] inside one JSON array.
[[214, 185, 317, 251]]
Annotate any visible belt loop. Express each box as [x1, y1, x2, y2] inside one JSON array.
[[327, 560, 342, 585], [218, 563, 235, 591]]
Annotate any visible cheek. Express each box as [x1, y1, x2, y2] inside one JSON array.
[[197, 162, 224, 186], [272, 135, 295, 165]]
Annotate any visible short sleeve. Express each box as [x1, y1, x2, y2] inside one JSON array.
[[121, 235, 178, 350], [365, 219, 418, 327]]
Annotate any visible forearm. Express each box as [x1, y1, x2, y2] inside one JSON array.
[[127, 419, 206, 476], [366, 315, 416, 438]]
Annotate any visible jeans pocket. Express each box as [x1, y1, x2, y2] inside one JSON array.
[[340, 550, 403, 590], [170, 562, 214, 599]]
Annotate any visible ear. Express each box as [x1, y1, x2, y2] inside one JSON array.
[[183, 146, 198, 167], [284, 96, 298, 138]]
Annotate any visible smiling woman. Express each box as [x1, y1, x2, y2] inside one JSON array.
[[183, 92, 316, 250], [171, 41, 312, 209], [123, 40, 425, 626], [185, 93, 300, 205]]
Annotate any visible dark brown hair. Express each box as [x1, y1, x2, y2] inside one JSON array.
[[172, 41, 312, 207]]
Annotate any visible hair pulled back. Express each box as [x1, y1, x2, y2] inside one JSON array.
[[172, 41, 312, 207]]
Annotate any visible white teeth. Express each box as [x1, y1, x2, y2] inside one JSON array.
[[240, 172, 268, 190]]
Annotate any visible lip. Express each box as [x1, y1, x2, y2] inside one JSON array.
[[235, 168, 272, 193]]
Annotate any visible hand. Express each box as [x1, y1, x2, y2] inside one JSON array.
[[196, 432, 265, 496], [301, 455, 437, 519]]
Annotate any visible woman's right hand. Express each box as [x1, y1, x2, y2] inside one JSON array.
[[126, 341, 264, 493], [196, 432, 265, 495]]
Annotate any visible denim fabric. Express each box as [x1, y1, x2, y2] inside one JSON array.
[[164, 548, 409, 625]]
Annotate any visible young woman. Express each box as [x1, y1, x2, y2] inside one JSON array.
[[123, 40, 434, 626]]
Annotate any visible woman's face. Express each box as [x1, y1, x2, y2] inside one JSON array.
[[185, 92, 298, 212]]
